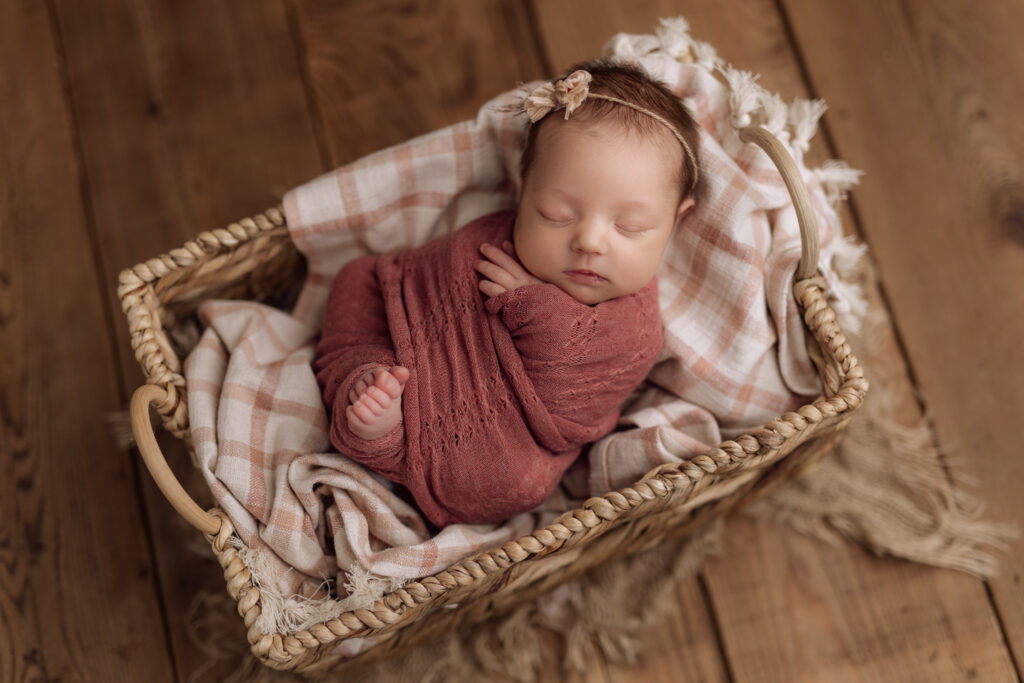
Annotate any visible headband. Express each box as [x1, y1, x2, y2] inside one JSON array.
[[524, 69, 699, 191]]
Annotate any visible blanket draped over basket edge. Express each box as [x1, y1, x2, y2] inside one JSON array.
[[182, 20, 870, 642]]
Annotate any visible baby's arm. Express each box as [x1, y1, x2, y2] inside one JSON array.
[[475, 243, 662, 446]]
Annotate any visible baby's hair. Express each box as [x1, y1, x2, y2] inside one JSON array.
[[519, 59, 702, 202]]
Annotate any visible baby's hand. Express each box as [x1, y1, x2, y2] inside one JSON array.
[[475, 241, 543, 298]]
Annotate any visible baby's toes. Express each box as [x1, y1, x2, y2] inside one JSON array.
[[375, 366, 409, 398], [350, 368, 384, 404], [347, 402, 374, 426], [353, 393, 384, 419], [374, 373, 401, 399], [390, 365, 411, 385], [363, 385, 393, 410], [354, 373, 373, 395]]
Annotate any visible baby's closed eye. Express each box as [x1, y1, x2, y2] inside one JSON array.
[[615, 223, 651, 236], [537, 207, 574, 224]]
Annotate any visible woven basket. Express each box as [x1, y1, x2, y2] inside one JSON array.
[[119, 125, 868, 676]]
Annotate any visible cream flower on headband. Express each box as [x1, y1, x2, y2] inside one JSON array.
[[524, 70, 593, 122]]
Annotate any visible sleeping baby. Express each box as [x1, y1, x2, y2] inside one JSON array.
[[313, 59, 701, 528]]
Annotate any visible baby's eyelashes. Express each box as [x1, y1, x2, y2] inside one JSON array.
[[538, 209, 573, 224], [615, 224, 649, 236]]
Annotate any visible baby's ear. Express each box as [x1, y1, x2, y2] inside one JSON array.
[[676, 197, 696, 222]]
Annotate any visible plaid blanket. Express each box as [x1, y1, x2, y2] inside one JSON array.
[[184, 18, 864, 609]]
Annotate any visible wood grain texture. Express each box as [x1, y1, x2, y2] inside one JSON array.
[[534, 0, 805, 93], [52, 0, 323, 388], [532, 1, 1017, 681], [50, 1, 324, 680], [604, 578, 729, 683], [705, 273, 1017, 682], [780, 0, 1024, 669], [4, 0, 1015, 680], [293, 0, 548, 165], [0, 1, 176, 681], [708, 516, 1014, 682]]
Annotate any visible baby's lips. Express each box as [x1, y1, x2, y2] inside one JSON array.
[[564, 269, 608, 285]]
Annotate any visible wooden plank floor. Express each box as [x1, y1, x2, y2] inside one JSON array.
[[2, 1, 1021, 681]]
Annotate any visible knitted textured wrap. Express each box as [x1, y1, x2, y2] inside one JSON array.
[[313, 210, 663, 527]]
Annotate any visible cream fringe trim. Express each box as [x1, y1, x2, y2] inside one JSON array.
[[227, 538, 406, 636], [183, 520, 726, 682]]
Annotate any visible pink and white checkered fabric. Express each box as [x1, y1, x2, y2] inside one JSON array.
[[185, 25, 857, 601]]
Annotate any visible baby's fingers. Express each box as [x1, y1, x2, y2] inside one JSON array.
[[479, 242, 526, 277], [478, 279, 506, 298], [474, 260, 518, 295]]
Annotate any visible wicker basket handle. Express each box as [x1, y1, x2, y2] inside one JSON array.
[[130, 384, 221, 534], [738, 126, 820, 280]]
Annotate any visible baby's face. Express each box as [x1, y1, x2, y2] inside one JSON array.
[[514, 117, 693, 305]]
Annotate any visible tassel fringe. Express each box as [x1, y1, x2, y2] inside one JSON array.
[[814, 160, 865, 208]]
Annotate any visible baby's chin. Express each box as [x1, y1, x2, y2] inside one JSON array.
[[553, 280, 625, 306]]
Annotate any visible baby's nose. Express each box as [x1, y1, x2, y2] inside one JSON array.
[[571, 219, 608, 255]]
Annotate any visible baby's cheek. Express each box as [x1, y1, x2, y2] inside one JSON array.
[[621, 243, 666, 291], [514, 235, 554, 281]]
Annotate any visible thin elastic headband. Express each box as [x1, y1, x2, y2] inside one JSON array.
[[523, 69, 699, 191]]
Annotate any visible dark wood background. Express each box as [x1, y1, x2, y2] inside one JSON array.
[[2, 1, 1022, 681]]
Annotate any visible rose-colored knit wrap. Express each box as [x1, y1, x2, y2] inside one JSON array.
[[313, 210, 663, 528]]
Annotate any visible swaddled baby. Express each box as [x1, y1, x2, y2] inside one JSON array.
[[314, 60, 701, 528]]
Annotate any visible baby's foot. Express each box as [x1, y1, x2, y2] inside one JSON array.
[[346, 366, 410, 441]]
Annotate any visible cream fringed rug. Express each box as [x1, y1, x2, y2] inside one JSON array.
[[182, 256, 1017, 683]]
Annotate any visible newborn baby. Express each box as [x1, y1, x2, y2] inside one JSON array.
[[314, 60, 701, 528]]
